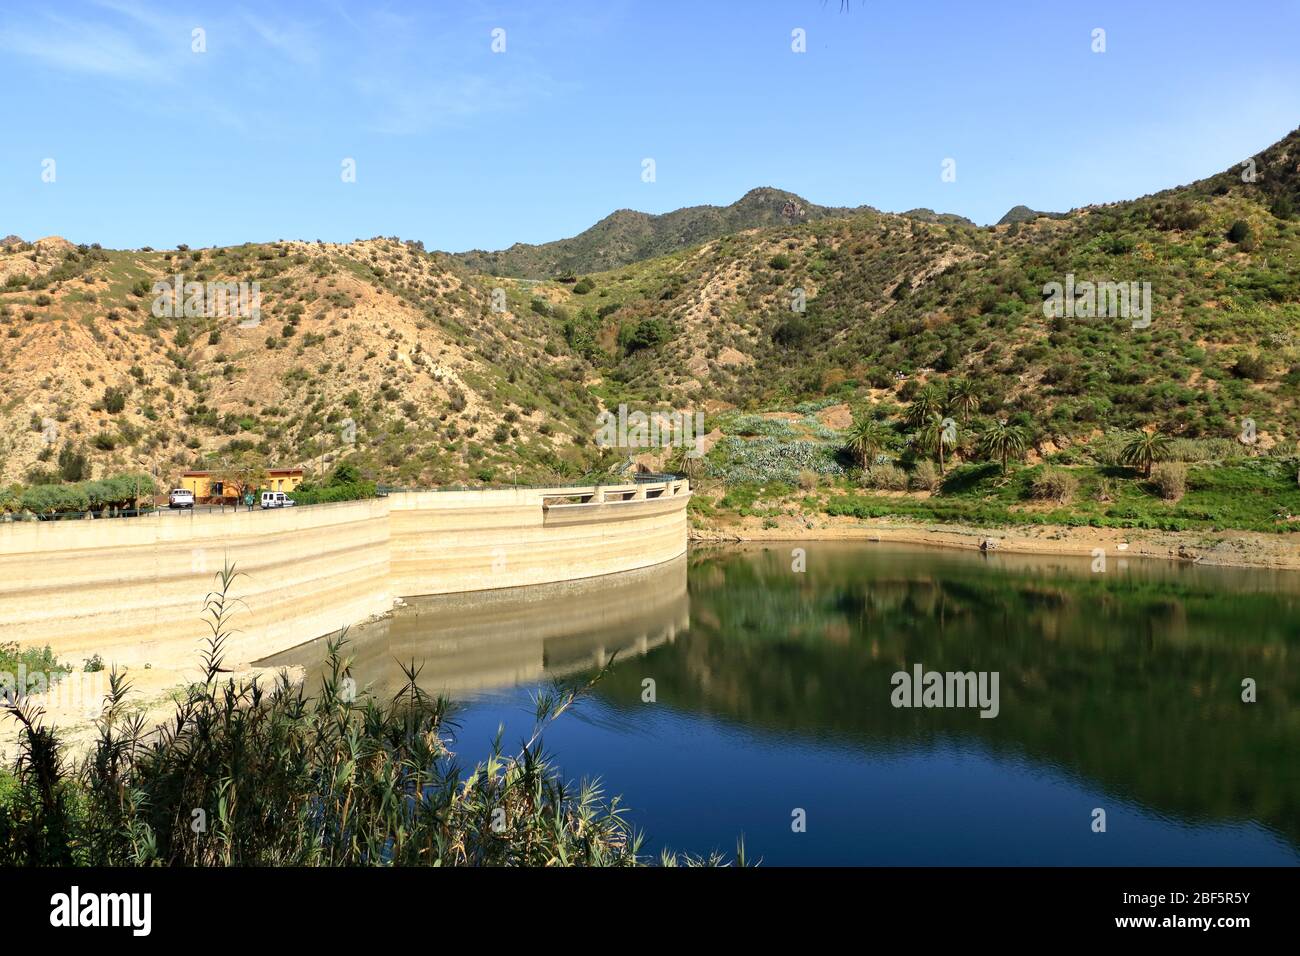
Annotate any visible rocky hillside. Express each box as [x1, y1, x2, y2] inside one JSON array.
[[0, 238, 610, 488], [514, 125, 1300, 452], [2, 126, 1298, 491]]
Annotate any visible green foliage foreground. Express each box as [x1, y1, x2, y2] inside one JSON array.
[[822, 459, 1300, 533], [0, 565, 729, 866]]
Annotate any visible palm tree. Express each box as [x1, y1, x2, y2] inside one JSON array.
[[844, 415, 890, 470], [1119, 429, 1171, 477], [979, 419, 1027, 474], [947, 378, 980, 422], [904, 384, 943, 429], [914, 414, 955, 475]]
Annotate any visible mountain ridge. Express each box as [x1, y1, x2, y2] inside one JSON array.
[[0, 126, 1297, 493], [451, 187, 973, 279]]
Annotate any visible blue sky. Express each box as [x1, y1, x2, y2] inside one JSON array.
[[2, 0, 1298, 252]]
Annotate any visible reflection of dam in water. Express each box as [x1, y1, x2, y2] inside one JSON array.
[[261, 555, 689, 698]]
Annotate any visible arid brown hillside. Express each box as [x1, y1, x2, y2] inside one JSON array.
[[3, 127, 1299, 492], [0, 238, 607, 488]]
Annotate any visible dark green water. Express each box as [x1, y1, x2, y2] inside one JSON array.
[[265, 542, 1300, 865]]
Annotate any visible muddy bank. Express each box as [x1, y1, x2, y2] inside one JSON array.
[[691, 513, 1300, 571]]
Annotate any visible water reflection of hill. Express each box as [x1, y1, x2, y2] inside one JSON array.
[[263, 542, 1300, 851], [593, 544, 1300, 850], [262, 556, 689, 698]]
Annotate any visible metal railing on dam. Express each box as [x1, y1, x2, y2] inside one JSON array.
[[0, 479, 690, 672]]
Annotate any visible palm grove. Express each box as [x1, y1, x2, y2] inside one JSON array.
[[845, 377, 1173, 480]]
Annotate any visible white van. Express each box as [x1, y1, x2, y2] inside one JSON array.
[[260, 491, 295, 509], [168, 488, 195, 509]]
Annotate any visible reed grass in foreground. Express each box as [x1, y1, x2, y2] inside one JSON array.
[[0, 564, 735, 866]]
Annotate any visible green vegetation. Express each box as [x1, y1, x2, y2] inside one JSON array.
[[695, 346, 1297, 534], [980, 419, 1027, 474], [2, 128, 1298, 501], [1120, 429, 1172, 477], [0, 643, 70, 694], [844, 414, 889, 469], [0, 566, 732, 866], [544, 127, 1300, 467], [6, 472, 156, 519], [451, 187, 898, 279], [821, 458, 1300, 533], [289, 461, 377, 504]]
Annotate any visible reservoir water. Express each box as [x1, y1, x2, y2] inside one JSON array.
[[263, 542, 1300, 866]]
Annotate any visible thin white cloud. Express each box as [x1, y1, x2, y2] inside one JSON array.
[[341, 6, 574, 135], [0, 13, 164, 79], [1, 2, 325, 79], [0, 1, 577, 136], [89, 0, 171, 30], [239, 11, 321, 68], [356, 70, 560, 135]]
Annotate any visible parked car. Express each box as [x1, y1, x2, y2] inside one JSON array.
[[260, 491, 295, 509], [168, 488, 195, 510]]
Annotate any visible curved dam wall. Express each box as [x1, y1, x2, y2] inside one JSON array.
[[0, 480, 689, 670]]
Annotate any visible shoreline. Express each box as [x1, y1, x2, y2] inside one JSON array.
[[9, 511, 1297, 761], [690, 514, 1300, 572]]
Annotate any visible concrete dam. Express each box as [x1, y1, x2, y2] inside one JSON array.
[[0, 479, 690, 670]]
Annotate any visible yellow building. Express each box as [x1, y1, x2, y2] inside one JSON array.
[[179, 468, 304, 503]]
